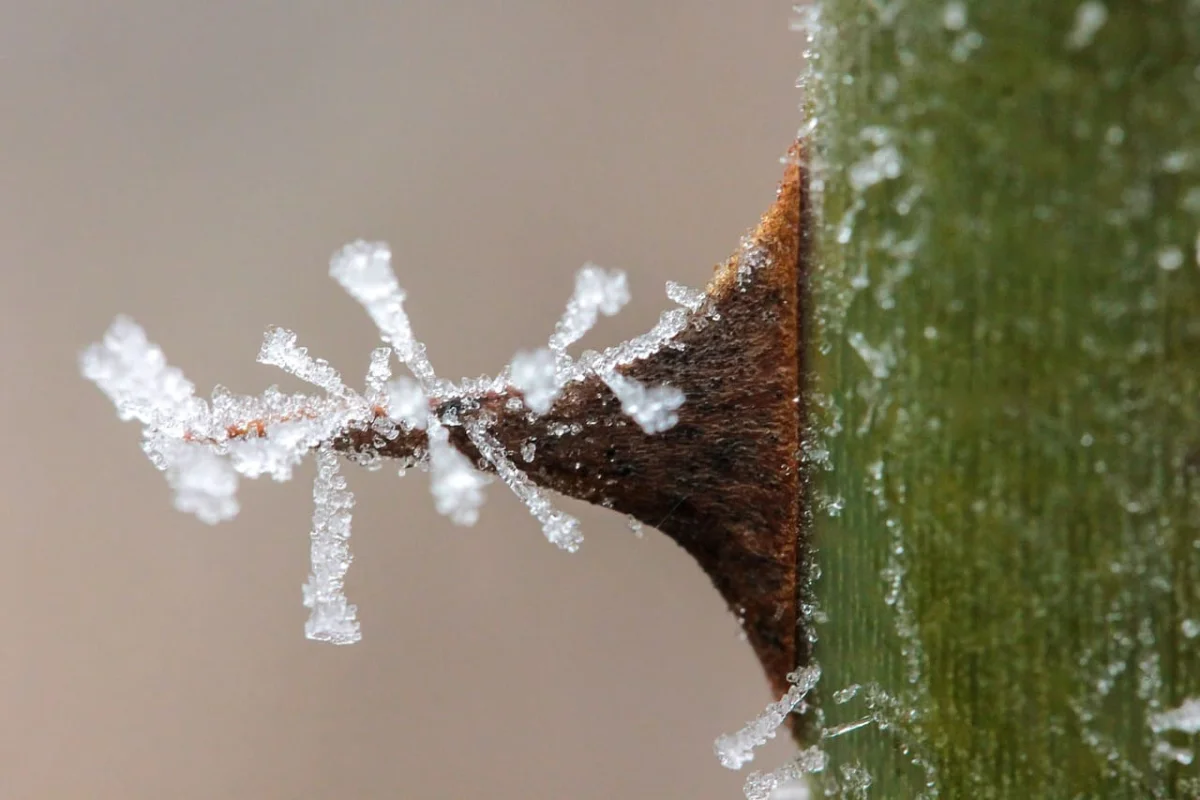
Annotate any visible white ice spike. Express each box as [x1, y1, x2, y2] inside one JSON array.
[[83, 241, 696, 644]]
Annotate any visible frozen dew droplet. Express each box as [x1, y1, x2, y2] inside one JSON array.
[[510, 347, 560, 414], [387, 376, 429, 430], [849, 128, 902, 194], [736, 239, 772, 289], [1065, 1, 1108, 50], [1149, 697, 1200, 735], [941, 1, 967, 31], [162, 439, 241, 524], [427, 424, 490, 526], [627, 515, 645, 538], [1158, 245, 1185, 271]]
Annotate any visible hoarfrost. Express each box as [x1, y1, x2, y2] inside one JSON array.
[[83, 238, 698, 642], [387, 376, 429, 430], [715, 664, 822, 770], [428, 424, 489, 526], [626, 514, 645, 538], [510, 347, 560, 414], [548, 264, 631, 365], [466, 417, 583, 552], [302, 446, 360, 645], [666, 280, 706, 312], [81, 315, 203, 433], [742, 746, 828, 800], [1149, 697, 1200, 734], [364, 347, 393, 405], [258, 326, 348, 397], [163, 440, 240, 524], [602, 373, 684, 434], [941, 2, 967, 31], [1065, 1, 1109, 50], [1157, 245, 1185, 271]]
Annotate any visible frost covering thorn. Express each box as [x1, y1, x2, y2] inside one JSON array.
[[81, 239, 691, 643], [511, 263, 684, 433]]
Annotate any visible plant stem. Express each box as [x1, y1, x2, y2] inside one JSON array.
[[807, 0, 1200, 795]]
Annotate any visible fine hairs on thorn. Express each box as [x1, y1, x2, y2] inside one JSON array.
[[81, 240, 688, 644]]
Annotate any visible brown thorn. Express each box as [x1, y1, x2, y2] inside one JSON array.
[[208, 142, 813, 742]]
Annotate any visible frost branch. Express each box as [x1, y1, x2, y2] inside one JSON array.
[[81, 240, 691, 642]]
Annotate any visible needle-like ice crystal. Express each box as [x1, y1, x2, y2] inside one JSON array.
[[82, 240, 696, 643], [715, 664, 822, 770]]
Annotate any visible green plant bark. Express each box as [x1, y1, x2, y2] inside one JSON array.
[[805, 1, 1200, 796]]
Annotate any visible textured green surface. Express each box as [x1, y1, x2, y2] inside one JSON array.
[[805, 1, 1200, 795]]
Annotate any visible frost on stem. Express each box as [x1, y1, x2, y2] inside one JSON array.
[[81, 239, 690, 642], [1149, 697, 1200, 735]]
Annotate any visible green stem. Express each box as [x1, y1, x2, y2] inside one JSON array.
[[806, 1, 1200, 795]]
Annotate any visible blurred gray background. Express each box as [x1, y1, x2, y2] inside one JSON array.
[[0, 3, 801, 797]]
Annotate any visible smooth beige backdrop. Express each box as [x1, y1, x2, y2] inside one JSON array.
[[0, 3, 802, 797]]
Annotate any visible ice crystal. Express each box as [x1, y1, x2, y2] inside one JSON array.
[[428, 424, 490, 526], [303, 446, 360, 644], [387, 376, 428, 430], [666, 280, 706, 312], [603, 372, 684, 434], [466, 418, 583, 552], [510, 347, 560, 414], [742, 746, 827, 800], [82, 239, 690, 642], [548, 264, 631, 366], [715, 664, 822, 770], [1149, 697, 1200, 735], [1065, 1, 1108, 50]]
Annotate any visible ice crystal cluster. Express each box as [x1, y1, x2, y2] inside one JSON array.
[[714, 664, 828, 799], [81, 240, 687, 644]]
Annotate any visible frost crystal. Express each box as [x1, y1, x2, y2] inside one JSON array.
[[163, 440, 240, 524], [1149, 697, 1200, 735], [742, 746, 827, 800], [387, 376, 428, 430], [83, 238, 695, 642], [466, 418, 583, 552], [258, 327, 348, 397], [303, 446, 360, 644], [510, 347, 560, 414], [666, 280, 706, 312], [1065, 1, 1108, 50], [603, 373, 685, 434], [428, 424, 489, 526], [715, 664, 822, 770], [81, 315, 203, 432], [548, 264, 631, 363]]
